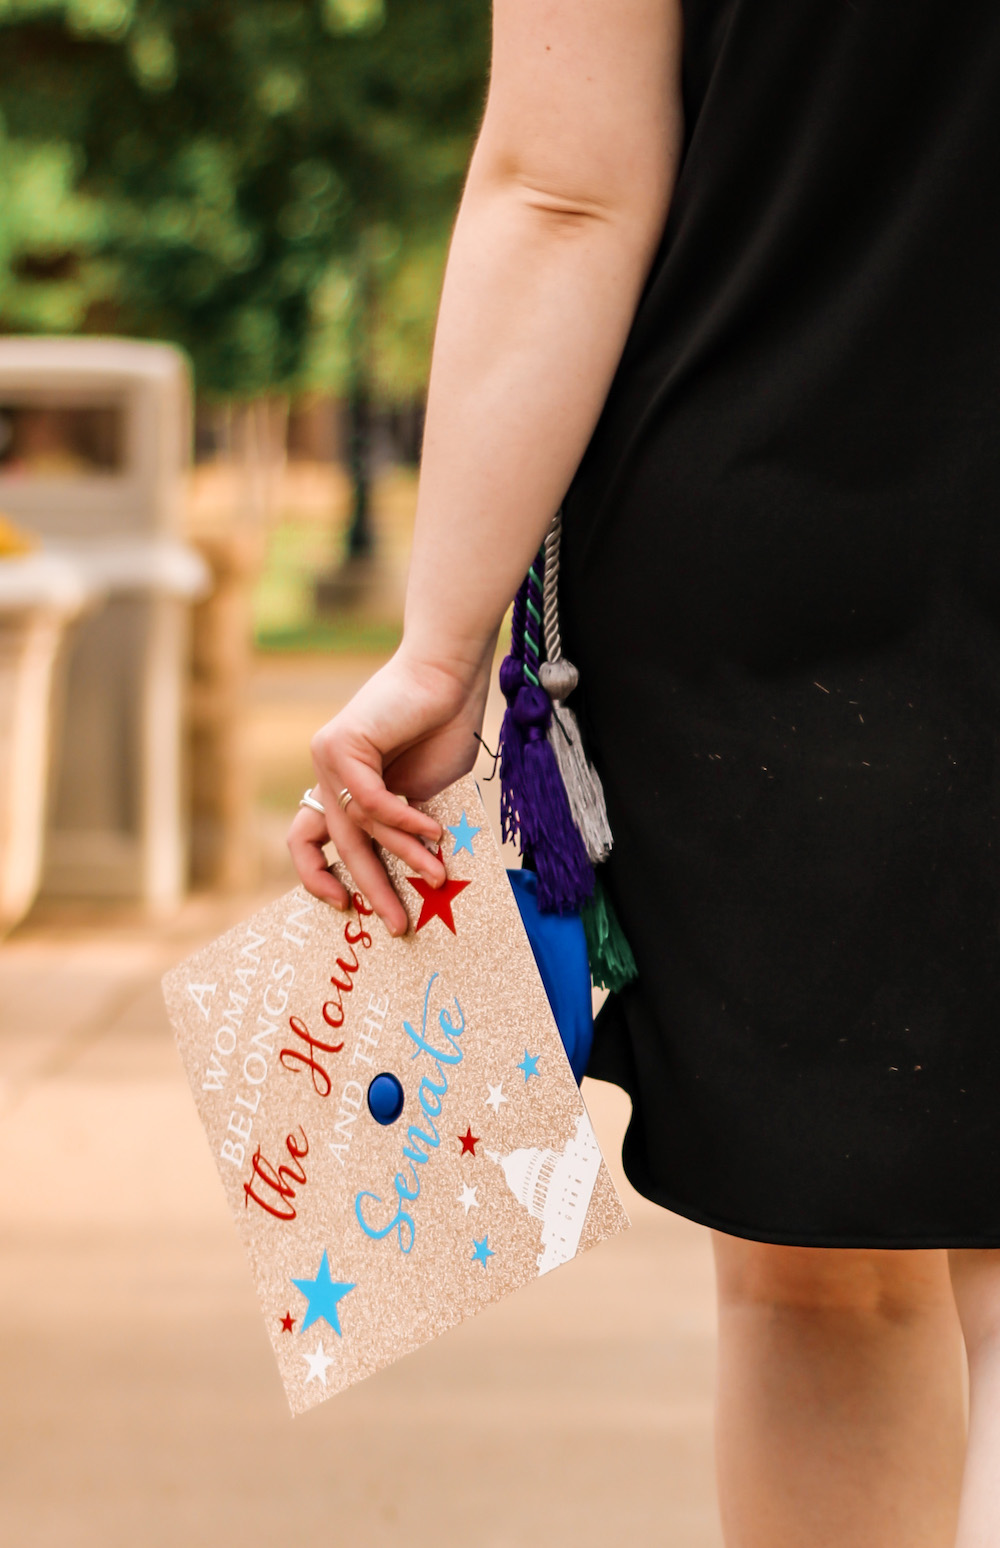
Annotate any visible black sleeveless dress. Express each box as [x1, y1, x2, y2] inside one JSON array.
[[560, 0, 1000, 1246]]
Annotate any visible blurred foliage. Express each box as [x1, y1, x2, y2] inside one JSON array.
[[0, 123, 109, 330], [253, 462, 417, 640], [303, 232, 448, 404], [0, 0, 489, 396]]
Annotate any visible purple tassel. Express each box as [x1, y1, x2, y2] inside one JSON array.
[[513, 684, 594, 914], [498, 556, 594, 913], [499, 656, 528, 846]]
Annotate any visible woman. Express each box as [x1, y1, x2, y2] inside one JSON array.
[[288, 2, 1000, 1542]]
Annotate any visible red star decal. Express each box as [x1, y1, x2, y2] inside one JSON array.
[[280, 1312, 295, 1333], [406, 849, 470, 934], [459, 1127, 480, 1156]]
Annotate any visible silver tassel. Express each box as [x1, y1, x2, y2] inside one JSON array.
[[539, 512, 614, 865], [544, 677, 614, 863]]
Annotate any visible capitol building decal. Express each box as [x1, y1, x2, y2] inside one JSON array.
[[492, 1110, 603, 1275]]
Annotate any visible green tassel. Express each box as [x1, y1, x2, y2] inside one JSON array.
[[582, 871, 637, 992]]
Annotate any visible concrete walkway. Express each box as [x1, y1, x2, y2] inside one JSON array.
[[0, 660, 724, 1548]]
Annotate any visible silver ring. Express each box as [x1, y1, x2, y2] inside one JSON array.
[[299, 787, 325, 816], [337, 786, 354, 813]]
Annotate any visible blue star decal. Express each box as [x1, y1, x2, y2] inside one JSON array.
[[291, 1250, 355, 1336], [471, 1235, 494, 1267], [447, 811, 481, 856], [517, 1049, 541, 1082]]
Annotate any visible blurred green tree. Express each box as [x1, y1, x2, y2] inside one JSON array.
[[0, 0, 489, 560], [0, 124, 109, 332], [0, 0, 489, 374], [0, 0, 488, 406]]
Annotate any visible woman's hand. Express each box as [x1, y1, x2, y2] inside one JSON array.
[[286, 645, 493, 936]]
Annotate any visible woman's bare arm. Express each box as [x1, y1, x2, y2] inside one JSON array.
[[290, 0, 685, 931], [405, 0, 685, 672]]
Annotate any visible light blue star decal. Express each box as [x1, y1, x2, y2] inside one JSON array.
[[471, 1235, 495, 1267], [517, 1049, 541, 1082], [447, 810, 481, 856], [291, 1250, 355, 1336]]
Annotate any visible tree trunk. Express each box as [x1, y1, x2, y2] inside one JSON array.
[[346, 376, 374, 558], [345, 232, 377, 560]]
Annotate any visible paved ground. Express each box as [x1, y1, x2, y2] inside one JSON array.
[[0, 655, 724, 1548]]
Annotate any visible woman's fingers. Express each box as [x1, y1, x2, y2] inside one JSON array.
[[286, 808, 351, 910], [289, 805, 408, 935], [288, 785, 448, 936], [367, 818, 447, 885], [287, 801, 405, 933], [314, 766, 447, 887], [344, 791, 446, 884], [319, 795, 446, 927], [363, 786, 443, 844], [310, 733, 443, 846], [331, 821, 411, 937]]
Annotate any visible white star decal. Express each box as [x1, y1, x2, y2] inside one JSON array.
[[303, 1340, 335, 1386], [457, 1183, 479, 1215], [485, 1081, 507, 1113]]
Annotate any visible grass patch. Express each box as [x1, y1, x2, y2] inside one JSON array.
[[255, 617, 403, 654], [251, 467, 417, 654]]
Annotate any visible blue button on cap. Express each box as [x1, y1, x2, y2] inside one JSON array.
[[367, 1072, 405, 1125]]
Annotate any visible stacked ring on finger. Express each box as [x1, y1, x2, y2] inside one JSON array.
[[337, 786, 354, 813]]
